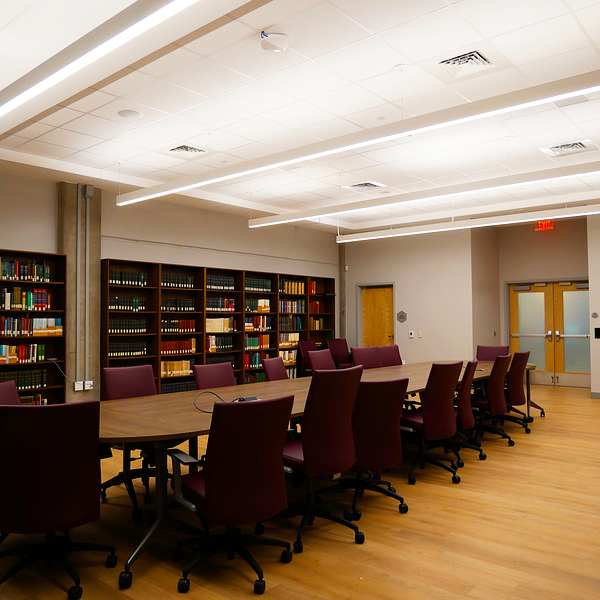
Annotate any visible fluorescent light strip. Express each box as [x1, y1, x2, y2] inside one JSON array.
[[335, 204, 600, 243], [0, 0, 201, 119], [248, 168, 600, 228], [117, 81, 600, 206]]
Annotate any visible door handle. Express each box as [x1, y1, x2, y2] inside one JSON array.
[[546, 330, 553, 341], [555, 330, 561, 341]]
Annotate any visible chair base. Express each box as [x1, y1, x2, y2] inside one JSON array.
[[407, 439, 461, 485], [175, 526, 291, 594], [0, 531, 117, 598], [476, 417, 515, 446]]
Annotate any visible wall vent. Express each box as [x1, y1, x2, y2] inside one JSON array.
[[169, 144, 205, 153], [342, 181, 386, 190], [439, 51, 492, 78], [540, 140, 598, 157]]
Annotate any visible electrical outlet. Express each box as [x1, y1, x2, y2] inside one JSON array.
[[73, 381, 84, 391], [409, 331, 415, 339], [84, 380, 94, 390]]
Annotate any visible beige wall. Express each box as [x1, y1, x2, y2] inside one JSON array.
[[344, 230, 474, 363], [588, 216, 600, 397]]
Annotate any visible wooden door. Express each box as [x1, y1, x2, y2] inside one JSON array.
[[361, 286, 394, 346]]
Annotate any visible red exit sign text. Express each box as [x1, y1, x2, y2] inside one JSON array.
[[535, 219, 554, 232]]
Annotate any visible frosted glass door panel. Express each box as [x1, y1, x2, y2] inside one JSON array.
[[518, 293, 545, 333], [563, 291, 589, 334], [564, 339, 590, 372], [519, 338, 545, 371]]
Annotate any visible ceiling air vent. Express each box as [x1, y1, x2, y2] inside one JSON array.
[[540, 140, 598, 157], [342, 181, 386, 190], [169, 145, 205, 153], [439, 51, 492, 78]]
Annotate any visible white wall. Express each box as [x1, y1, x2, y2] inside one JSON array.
[[588, 216, 600, 398], [344, 230, 474, 363], [0, 173, 58, 253]]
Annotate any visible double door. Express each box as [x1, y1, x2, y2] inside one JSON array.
[[509, 281, 590, 386]]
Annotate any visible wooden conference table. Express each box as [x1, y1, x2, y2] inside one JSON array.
[[99, 359, 531, 587]]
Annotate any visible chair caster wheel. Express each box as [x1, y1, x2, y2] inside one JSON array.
[[508, 439, 515, 446], [178, 577, 190, 593], [280, 549, 292, 563], [68, 585, 83, 600], [105, 553, 118, 568], [119, 570, 133, 589], [254, 579, 266, 594], [456, 459, 464, 468], [525, 427, 531, 434], [172, 547, 184, 562], [452, 475, 461, 484], [293, 540, 303, 554], [254, 523, 265, 536], [355, 531, 365, 544], [540, 410, 546, 417], [399, 503, 408, 514], [408, 475, 416, 485], [479, 453, 487, 460], [525, 416, 534, 423], [344, 509, 361, 521]]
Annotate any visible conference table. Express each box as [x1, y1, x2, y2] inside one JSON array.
[[99, 359, 532, 588]]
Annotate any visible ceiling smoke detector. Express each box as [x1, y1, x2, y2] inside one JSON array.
[[439, 51, 493, 78], [540, 140, 598, 157], [343, 181, 387, 190], [169, 145, 205, 154], [260, 31, 289, 52]]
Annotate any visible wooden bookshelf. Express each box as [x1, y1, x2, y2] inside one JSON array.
[[0, 249, 67, 404], [101, 259, 335, 392]]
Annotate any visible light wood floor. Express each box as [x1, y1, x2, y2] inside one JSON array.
[[2, 385, 599, 599]]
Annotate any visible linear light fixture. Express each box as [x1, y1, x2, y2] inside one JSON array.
[[0, 0, 202, 120], [335, 203, 600, 243], [116, 73, 600, 206]]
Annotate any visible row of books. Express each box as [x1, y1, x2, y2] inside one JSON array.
[[109, 319, 147, 334], [161, 273, 195, 288], [108, 341, 147, 358], [309, 280, 327, 295], [161, 380, 196, 394], [309, 300, 329, 313], [244, 315, 271, 332], [1, 259, 51, 282], [206, 274, 235, 290], [206, 297, 235, 312], [310, 317, 326, 330], [279, 332, 300, 347], [0, 369, 47, 390], [0, 316, 63, 337], [244, 298, 270, 313], [1, 288, 52, 311], [206, 354, 236, 367], [161, 318, 196, 333], [0, 343, 46, 363], [245, 350, 270, 369], [162, 297, 195, 312], [279, 278, 305, 295], [109, 296, 147, 311], [279, 299, 306, 314], [160, 358, 195, 378], [206, 335, 234, 353], [108, 270, 147, 287], [206, 317, 236, 333], [279, 316, 304, 331], [161, 338, 196, 355], [279, 349, 297, 365], [245, 333, 270, 350], [244, 371, 266, 384], [245, 277, 272, 292]]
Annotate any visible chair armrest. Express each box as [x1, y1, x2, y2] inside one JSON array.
[[167, 448, 199, 466]]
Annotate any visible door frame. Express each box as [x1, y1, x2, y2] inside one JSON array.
[[356, 282, 395, 347]]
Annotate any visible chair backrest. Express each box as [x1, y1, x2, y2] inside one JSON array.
[[0, 380, 21, 405], [102, 364, 157, 400], [455, 360, 478, 430], [203, 395, 293, 526], [298, 340, 317, 374], [262, 356, 288, 381], [307, 349, 336, 371], [0, 401, 101, 533], [327, 338, 351, 367], [505, 351, 530, 407], [193, 362, 236, 389], [352, 378, 409, 471], [300, 365, 363, 478], [377, 344, 402, 366], [476, 345, 509, 361], [486, 354, 512, 416], [350, 346, 383, 369], [421, 362, 463, 440]]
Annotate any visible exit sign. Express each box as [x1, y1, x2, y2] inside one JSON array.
[[535, 219, 554, 232]]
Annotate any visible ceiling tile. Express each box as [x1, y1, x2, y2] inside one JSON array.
[[142, 115, 207, 140], [302, 117, 363, 139], [17, 139, 76, 159], [179, 99, 251, 129], [517, 46, 600, 84], [308, 84, 386, 116], [265, 61, 350, 99], [37, 128, 104, 150], [65, 90, 117, 113], [219, 81, 297, 114], [98, 69, 155, 96], [38, 107, 84, 127], [450, 68, 533, 102], [222, 116, 291, 141], [124, 79, 206, 114], [574, 3, 600, 43], [184, 19, 256, 56], [63, 114, 133, 139], [138, 47, 200, 78], [111, 128, 179, 152], [85, 140, 145, 161], [14, 122, 54, 139], [236, 0, 323, 30], [344, 103, 406, 129], [266, 102, 334, 128], [91, 99, 169, 126]]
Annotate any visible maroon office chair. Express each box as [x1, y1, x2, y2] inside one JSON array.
[[298, 340, 317, 376], [377, 344, 402, 366], [279, 365, 364, 553], [401, 362, 463, 484], [0, 380, 20, 404], [101, 364, 158, 519], [0, 401, 117, 599], [262, 356, 288, 381], [350, 346, 383, 369], [306, 349, 336, 371], [453, 360, 486, 461], [193, 362, 237, 389], [503, 351, 532, 433], [476, 345, 509, 360], [327, 338, 355, 368], [317, 378, 409, 520], [471, 354, 514, 445], [168, 395, 294, 595]]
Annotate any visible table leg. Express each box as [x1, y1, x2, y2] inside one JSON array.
[[525, 370, 545, 419]]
